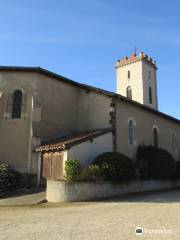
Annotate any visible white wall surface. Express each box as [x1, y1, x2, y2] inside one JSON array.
[[46, 179, 180, 202], [67, 132, 113, 166]]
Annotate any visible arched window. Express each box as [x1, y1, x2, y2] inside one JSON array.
[[128, 70, 130, 79], [127, 86, 132, 100], [12, 90, 23, 118], [128, 118, 135, 145], [153, 127, 159, 147], [149, 87, 152, 104]]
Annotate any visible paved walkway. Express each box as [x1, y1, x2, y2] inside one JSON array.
[[0, 189, 180, 239], [0, 188, 46, 206]]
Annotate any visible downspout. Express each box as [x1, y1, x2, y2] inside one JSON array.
[[37, 152, 41, 186], [109, 96, 116, 152], [27, 94, 33, 177]]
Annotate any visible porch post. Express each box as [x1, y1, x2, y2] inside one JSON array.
[[37, 152, 42, 186]]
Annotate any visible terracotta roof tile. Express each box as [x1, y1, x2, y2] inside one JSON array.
[[36, 128, 112, 152]]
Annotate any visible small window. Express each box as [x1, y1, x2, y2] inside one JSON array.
[[149, 87, 152, 104], [128, 119, 135, 145], [149, 71, 151, 79], [127, 86, 132, 100], [153, 127, 159, 147], [128, 70, 130, 79], [12, 90, 23, 118]]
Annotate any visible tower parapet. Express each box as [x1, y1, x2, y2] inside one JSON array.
[[116, 52, 157, 70]]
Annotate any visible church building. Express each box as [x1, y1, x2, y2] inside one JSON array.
[[0, 52, 179, 184]]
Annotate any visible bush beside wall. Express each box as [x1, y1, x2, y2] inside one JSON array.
[[65, 159, 81, 181], [172, 161, 180, 180], [0, 163, 24, 191], [93, 152, 136, 181], [136, 145, 175, 180], [78, 165, 104, 182]]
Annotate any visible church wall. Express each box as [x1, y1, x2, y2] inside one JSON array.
[[77, 90, 112, 130], [116, 100, 180, 160], [36, 74, 79, 141], [0, 71, 39, 173]]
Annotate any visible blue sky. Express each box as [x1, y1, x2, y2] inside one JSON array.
[[0, 0, 180, 119]]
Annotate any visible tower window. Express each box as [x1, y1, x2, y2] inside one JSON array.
[[12, 90, 23, 118], [127, 70, 130, 79], [153, 127, 159, 147], [149, 87, 152, 104], [149, 71, 151, 79], [126, 86, 132, 100]]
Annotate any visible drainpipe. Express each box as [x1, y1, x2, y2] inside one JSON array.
[[109, 96, 116, 152], [27, 94, 33, 179], [37, 152, 41, 186]]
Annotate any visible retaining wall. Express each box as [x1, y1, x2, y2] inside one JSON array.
[[46, 179, 180, 202]]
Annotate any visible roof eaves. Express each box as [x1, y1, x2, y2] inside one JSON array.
[[36, 127, 113, 152], [0, 66, 179, 124]]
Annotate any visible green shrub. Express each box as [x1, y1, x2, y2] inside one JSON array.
[[136, 145, 175, 180], [65, 159, 81, 181], [78, 165, 104, 181], [0, 163, 23, 191], [93, 152, 136, 181]]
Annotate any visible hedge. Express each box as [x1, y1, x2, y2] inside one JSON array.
[[136, 145, 175, 180], [0, 163, 23, 191], [93, 152, 136, 181]]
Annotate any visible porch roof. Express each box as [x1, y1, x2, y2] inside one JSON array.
[[36, 128, 112, 152]]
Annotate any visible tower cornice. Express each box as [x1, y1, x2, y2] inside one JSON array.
[[116, 52, 157, 70]]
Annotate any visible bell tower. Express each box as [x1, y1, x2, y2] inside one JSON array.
[[116, 52, 158, 110]]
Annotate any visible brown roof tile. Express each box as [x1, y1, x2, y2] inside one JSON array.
[[36, 128, 112, 152]]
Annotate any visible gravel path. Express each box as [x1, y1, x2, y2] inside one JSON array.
[[0, 189, 180, 240]]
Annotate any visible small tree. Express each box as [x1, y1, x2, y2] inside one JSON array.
[[65, 159, 81, 181]]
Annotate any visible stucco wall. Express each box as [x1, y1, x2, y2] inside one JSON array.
[[36, 74, 112, 139], [142, 61, 158, 109], [116, 60, 143, 103], [116, 99, 180, 160], [0, 71, 38, 173], [77, 90, 112, 130], [67, 132, 113, 166], [0, 70, 112, 176], [46, 179, 180, 202], [36, 74, 79, 140]]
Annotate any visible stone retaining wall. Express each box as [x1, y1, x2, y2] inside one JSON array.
[[46, 179, 180, 202]]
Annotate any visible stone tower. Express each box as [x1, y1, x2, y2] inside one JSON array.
[[116, 52, 158, 110]]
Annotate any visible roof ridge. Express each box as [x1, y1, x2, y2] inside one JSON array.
[[0, 66, 179, 124]]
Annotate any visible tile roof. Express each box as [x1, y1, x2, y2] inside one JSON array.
[[36, 128, 112, 152]]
